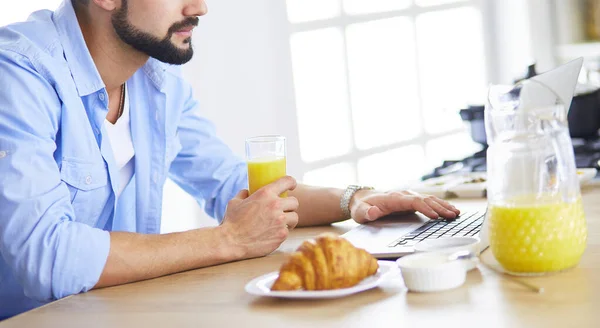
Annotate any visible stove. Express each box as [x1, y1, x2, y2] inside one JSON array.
[[423, 138, 600, 180]]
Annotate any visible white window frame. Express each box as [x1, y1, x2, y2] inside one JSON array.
[[286, 0, 497, 184]]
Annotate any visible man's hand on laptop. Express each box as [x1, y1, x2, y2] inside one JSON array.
[[349, 190, 460, 224], [219, 176, 299, 260]]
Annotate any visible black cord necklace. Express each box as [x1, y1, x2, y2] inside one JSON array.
[[117, 83, 126, 119]]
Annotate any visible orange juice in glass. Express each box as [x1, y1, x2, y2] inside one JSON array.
[[246, 136, 287, 197]]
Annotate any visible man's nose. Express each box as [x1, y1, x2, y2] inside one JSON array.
[[184, 0, 208, 17]]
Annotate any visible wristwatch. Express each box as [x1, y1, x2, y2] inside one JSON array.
[[340, 185, 374, 219]]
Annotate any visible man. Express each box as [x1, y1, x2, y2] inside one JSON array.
[[0, 0, 459, 319]]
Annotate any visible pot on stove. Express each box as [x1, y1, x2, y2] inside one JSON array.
[[459, 105, 487, 146], [568, 83, 600, 139], [460, 82, 600, 146]]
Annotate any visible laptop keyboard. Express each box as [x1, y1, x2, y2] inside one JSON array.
[[388, 211, 485, 248]]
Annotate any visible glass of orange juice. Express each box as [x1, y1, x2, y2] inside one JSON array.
[[245, 135, 287, 197]]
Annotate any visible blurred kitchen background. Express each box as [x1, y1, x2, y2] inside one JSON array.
[[3, 0, 600, 232]]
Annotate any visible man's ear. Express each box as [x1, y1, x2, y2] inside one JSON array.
[[91, 0, 120, 11]]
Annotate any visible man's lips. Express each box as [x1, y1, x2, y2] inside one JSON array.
[[174, 26, 195, 37]]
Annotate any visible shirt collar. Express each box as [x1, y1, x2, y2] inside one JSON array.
[[52, 0, 167, 96], [53, 0, 104, 96], [143, 59, 168, 92]]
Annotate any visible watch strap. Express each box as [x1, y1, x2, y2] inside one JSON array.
[[340, 185, 374, 219]]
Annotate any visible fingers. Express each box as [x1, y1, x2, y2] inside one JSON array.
[[404, 191, 459, 216], [423, 197, 458, 219], [283, 211, 299, 230], [367, 206, 385, 221], [387, 192, 459, 219], [262, 176, 297, 196], [411, 198, 440, 220], [280, 196, 299, 212], [352, 202, 372, 224], [369, 192, 413, 214], [227, 189, 249, 208], [434, 197, 461, 216], [234, 189, 249, 199], [358, 191, 461, 221], [352, 201, 385, 224]]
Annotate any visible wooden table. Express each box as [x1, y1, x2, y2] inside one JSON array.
[[3, 185, 599, 328]]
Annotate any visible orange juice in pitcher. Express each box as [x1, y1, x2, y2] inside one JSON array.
[[485, 69, 588, 275], [488, 196, 587, 274]]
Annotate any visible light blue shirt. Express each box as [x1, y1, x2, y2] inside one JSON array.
[[0, 0, 247, 318]]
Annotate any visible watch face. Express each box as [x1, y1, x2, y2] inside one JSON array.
[[350, 185, 372, 191]]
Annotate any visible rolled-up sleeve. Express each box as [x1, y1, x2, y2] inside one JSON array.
[[0, 52, 110, 301], [167, 77, 247, 222]]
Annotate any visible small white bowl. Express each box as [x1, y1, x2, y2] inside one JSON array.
[[396, 251, 474, 293]]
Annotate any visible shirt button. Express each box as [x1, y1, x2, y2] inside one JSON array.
[[98, 93, 105, 101], [0, 150, 6, 158], [85, 176, 92, 185], [152, 172, 159, 183]]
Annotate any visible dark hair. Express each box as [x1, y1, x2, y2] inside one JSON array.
[[71, 0, 90, 7]]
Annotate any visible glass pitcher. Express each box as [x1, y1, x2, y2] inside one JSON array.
[[485, 80, 588, 275]]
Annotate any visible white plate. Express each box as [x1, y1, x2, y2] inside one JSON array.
[[409, 175, 464, 199], [245, 260, 398, 299], [446, 173, 487, 198], [412, 173, 488, 199], [577, 168, 598, 186]]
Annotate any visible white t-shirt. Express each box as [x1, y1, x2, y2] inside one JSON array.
[[104, 83, 134, 198]]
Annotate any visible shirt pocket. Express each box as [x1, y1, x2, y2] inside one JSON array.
[[60, 158, 111, 227]]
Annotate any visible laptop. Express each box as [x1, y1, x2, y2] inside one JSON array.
[[342, 207, 489, 259]]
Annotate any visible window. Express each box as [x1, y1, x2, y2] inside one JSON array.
[[288, 0, 486, 190]]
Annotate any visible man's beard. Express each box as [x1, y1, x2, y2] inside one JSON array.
[[111, 0, 199, 65]]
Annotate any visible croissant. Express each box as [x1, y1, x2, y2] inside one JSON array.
[[271, 233, 379, 291]]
